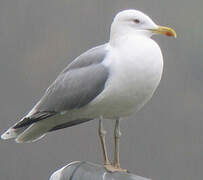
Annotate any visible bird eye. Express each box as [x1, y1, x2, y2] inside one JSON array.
[[133, 19, 140, 23]]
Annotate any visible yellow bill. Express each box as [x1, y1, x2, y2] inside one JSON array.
[[151, 26, 177, 38]]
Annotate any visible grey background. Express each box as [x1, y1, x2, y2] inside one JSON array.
[[0, 0, 202, 180]]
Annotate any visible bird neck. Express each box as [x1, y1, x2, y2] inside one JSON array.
[[109, 24, 153, 47], [109, 31, 152, 48]]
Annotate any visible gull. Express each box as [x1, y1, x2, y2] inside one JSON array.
[[1, 9, 176, 172]]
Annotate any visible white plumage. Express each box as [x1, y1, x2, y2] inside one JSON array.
[[1, 9, 176, 145]]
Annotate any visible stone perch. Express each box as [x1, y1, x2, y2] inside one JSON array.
[[49, 161, 151, 180]]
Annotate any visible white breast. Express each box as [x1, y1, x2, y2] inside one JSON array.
[[89, 35, 163, 118]]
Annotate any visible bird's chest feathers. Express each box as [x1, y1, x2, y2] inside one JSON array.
[[101, 39, 163, 110]]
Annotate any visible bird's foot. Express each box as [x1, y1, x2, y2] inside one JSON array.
[[104, 163, 128, 173]]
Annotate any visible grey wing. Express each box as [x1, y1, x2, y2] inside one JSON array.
[[14, 44, 110, 129], [38, 63, 109, 112], [37, 44, 109, 112]]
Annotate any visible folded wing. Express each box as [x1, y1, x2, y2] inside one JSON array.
[[1, 44, 110, 142]]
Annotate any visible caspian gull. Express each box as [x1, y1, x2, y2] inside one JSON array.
[[1, 9, 176, 172]]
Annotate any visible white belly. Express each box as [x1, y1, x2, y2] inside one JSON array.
[[40, 37, 163, 127], [88, 37, 163, 118]]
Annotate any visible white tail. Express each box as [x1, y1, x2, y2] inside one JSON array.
[[15, 122, 50, 143]]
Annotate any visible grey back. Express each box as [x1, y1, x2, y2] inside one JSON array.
[[35, 44, 109, 113]]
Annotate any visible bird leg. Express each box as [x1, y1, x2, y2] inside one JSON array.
[[98, 117, 127, 172], [98, 116, 111, 166], [113, 118, 127, 172]]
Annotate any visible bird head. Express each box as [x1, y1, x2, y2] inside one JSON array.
[[110, 9, 177, 39]]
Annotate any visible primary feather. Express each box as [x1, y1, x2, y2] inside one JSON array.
[[1, 45, 110, 142]]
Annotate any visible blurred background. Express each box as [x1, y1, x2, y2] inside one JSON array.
[[0, 0, 202, 179]]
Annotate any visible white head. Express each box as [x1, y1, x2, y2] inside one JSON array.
[[110, 9, 176, 42]]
